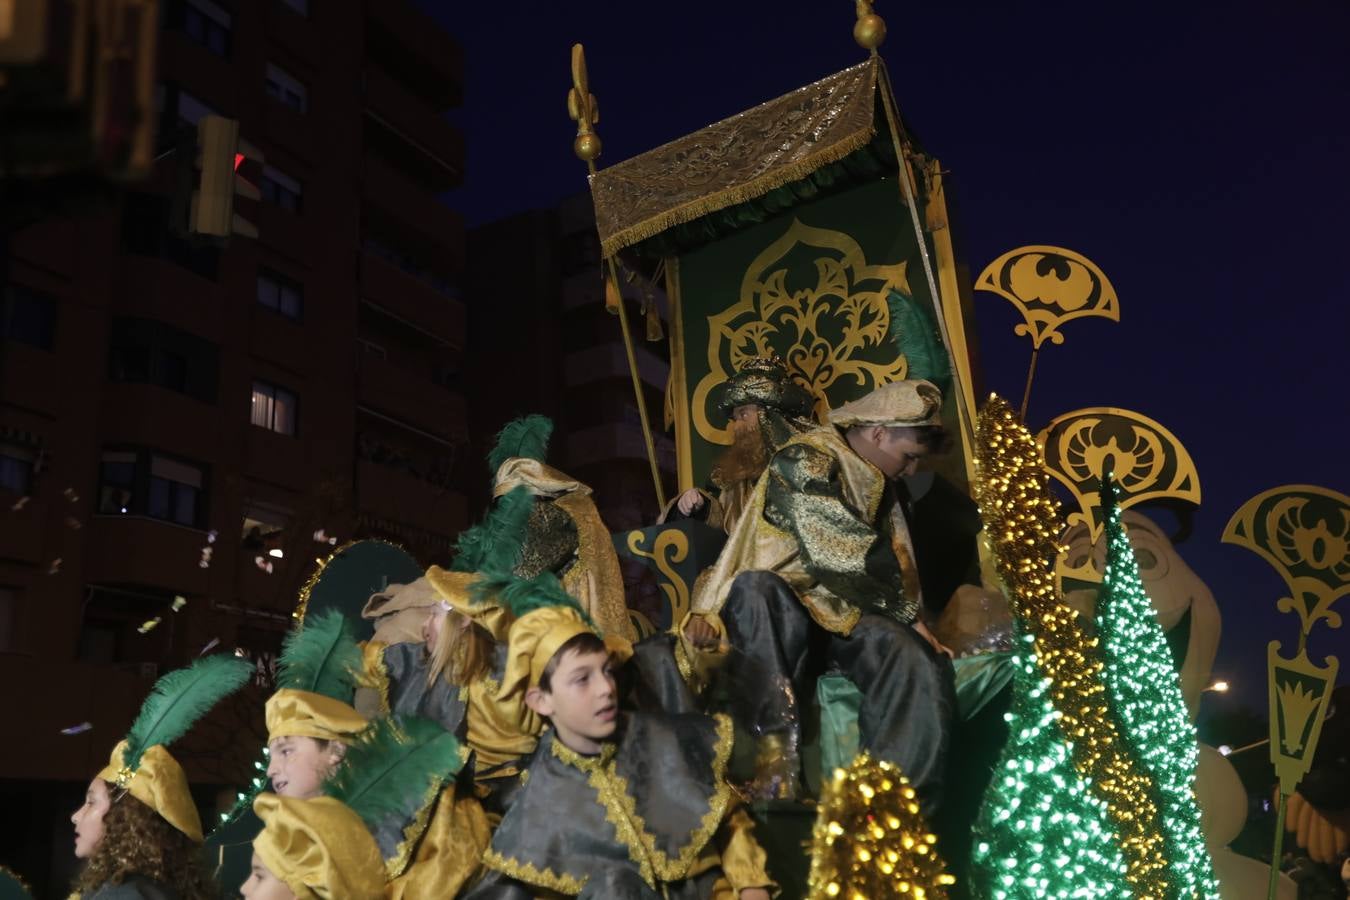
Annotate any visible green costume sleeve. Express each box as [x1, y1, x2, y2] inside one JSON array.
[[763, 442, 918, 623]]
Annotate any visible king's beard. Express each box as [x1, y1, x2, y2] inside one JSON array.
[[710, 417, 770, 489]]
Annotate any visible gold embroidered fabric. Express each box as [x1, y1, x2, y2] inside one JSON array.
[[359, 640, 392, 716], [385, 787, 491, 899], [692, 427, 921, 633], [481, 848, 587, 895], [549, 715, 737, 886], [590, 59, 880, 257]]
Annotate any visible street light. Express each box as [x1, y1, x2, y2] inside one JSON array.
[[1204, 679, 1230, 693]]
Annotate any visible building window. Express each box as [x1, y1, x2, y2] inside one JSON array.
[[97, 448, 209, 528], [261, 165, 302, 212], [108, 317, 220, 403], [265, 63, 308, 114], [149, 455, 204, 526], [166, 0, 232, 57], [257, 269, 303, 320], [251, 381, 298, 436], [1, 285, 56, 349], [278, 0, 308, 16], [0, 444, 35, 495]]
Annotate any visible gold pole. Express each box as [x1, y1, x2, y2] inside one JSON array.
[[569, 44, 667, 510], [1019, 347, 1040, 421]]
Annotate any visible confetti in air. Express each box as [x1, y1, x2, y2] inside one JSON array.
[[199, 545, 214, 569], [312, 529, 338, 546], [199, 637, 221, 656], [64, 516, 82, 530], [60, 722, 93, 736], [254, 555, 274, 574], [138, 617, 162, 634], [207, 530, 219, 544], [63, 488, 79, 502], [171, 596, 187, 612], [48, 558, 62, 574], [11, 496, 29, 511]]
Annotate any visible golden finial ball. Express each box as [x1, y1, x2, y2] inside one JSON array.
[[854, 13, 887, 50], [573, 132, 602, 162]]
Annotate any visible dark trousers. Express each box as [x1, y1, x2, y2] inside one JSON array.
[[720, 570, 955, 815]]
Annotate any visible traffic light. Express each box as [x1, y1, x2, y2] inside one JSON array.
[[190, 114, 263, 239]]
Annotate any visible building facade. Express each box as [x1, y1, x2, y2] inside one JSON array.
[[0, 0, 467, 889]]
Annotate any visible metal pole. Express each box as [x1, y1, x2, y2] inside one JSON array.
[[1267, 791, 1289, 900]]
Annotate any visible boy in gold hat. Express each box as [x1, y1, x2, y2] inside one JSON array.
[[241, 715, 467, 900], [71, 655, 253, 899], [464, 578, 776, 900], [687, 379, 956, 814]]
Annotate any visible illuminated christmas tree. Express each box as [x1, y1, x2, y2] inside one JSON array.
[[1095, 475, 1221, 899], [970, 632, 1131, 900]]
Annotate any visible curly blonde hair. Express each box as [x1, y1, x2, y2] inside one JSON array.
[[72, 784, 214, 900]]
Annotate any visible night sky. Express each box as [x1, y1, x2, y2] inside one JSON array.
[[424, 0, 1349, 709]]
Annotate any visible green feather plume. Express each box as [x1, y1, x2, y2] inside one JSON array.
[[123, 654, 253, 773], [472, 569, 593, 627], [325, 715, 466, 828], [449, 484, 534, 574], [887, 290, 951, 388], [486, 414, 553, 476], [276, 609, 362, 702]]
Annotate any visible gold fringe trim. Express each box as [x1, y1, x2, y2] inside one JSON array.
[[387, 780, 442, 879], [553, 715, 736, 886], [292, 538, 415, 622], [482, 848, 587, 894], [598, 124, 876, 259]]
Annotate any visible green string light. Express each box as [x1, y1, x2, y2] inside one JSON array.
[[1096, 474, 1221, 899], [971, 632, 1131, 900]]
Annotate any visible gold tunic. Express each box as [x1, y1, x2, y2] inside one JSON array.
[[692, 426, 923, 636]]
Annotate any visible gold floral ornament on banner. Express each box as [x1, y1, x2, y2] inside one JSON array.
[[1222, 485, 1345, 899], [692, 219, 910, 445], [1039, 407, 1201, 586], [975, 246, 1119, 418]]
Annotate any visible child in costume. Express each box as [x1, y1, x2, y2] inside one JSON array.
[[71, 655, 253, 899], [241, 715, 468, 900], [464, 581, 777, 900], [205, 611, 368, 891]]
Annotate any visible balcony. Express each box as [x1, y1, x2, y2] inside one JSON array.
[[122, 255, 229, 343], [0, 495, 45, 564], [243, 425, 308, 492], [263, 97, 316, 163], [99, 383, 224, 466], [355, 458, 466, 536], [357, 352, 466, 442], [359, 250, 465, 348], [362, 156, 465, 274], [84, 515, 212, 595], [363, 66, 464, 191], [0, 340, 61, 416], [364, 1, 464, 110], [564, 342, 669, 392], [566, 422, 677, 473]]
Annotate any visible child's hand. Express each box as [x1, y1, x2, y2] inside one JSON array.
[[739, 889, 771, 900]]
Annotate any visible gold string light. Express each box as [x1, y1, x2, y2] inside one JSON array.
[[973, 396, 1170, 898], [807, 753, 956, 900]]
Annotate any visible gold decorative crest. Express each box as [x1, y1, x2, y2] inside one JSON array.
[[625, 527, 692, 628], [1223, 485, 1350, 636], [1266, 644, 1338, 795], [974, 245, 1119, 348], [691, 219, 909, 445], [1039, 407, 1200, 548]]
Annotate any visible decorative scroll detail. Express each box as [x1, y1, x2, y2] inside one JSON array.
[[1223, 485, 1350, 636], [1267, 645, 1339, 795], [692, 219, 909, 445], [1040, 408, 1200, 542], [589, 60, 880, 258], [974, 246, 1119, 349], [626, 528, 692, 628]]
